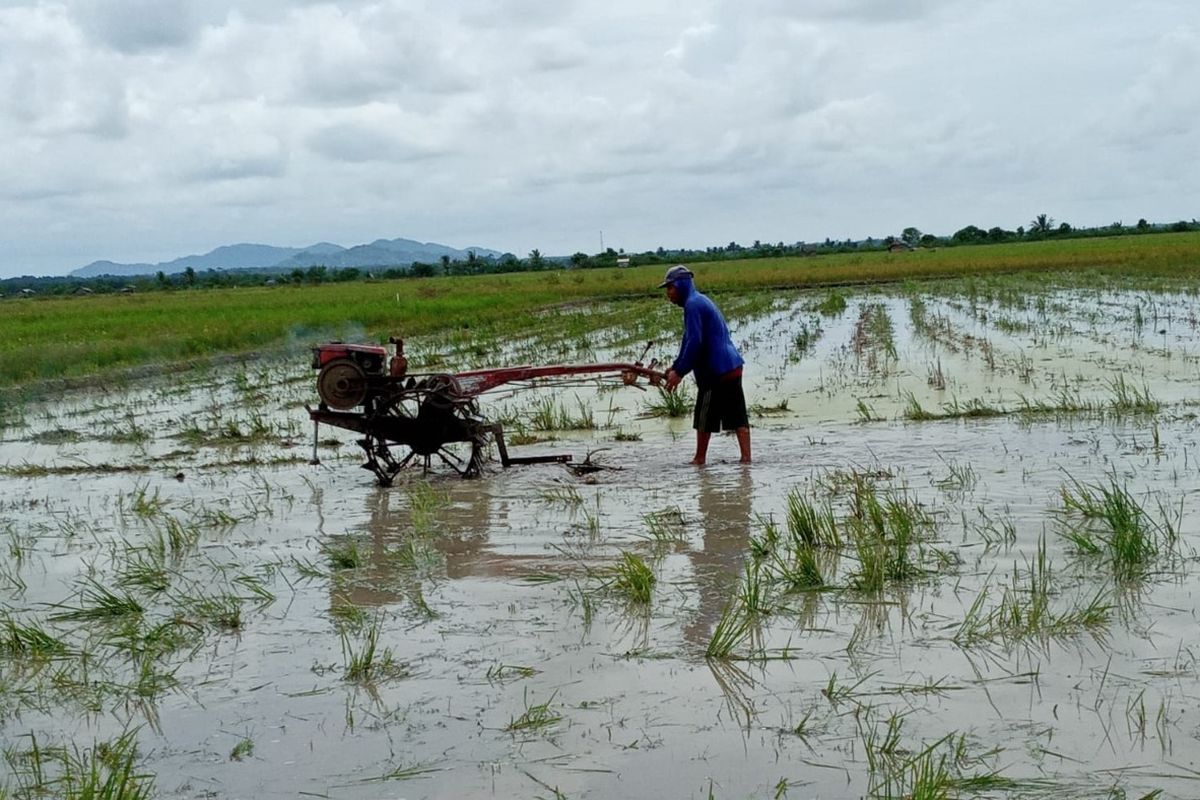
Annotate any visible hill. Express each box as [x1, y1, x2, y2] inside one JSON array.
[[70, 238, 501, 277]]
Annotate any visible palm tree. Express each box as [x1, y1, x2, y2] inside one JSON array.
[[1029, 214, 1055, 234]]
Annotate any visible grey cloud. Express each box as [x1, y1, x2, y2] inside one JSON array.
[[290, 4, 475, 106], [0, 5, 130, 137], [306, 122, 447, 164], [748, 0, 958, 23], [173, 134, 289, 183], [69, 0, 210, 52], [1104, 27, 1199, 146]]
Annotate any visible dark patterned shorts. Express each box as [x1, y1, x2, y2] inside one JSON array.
[[693, 376, 749, 433]]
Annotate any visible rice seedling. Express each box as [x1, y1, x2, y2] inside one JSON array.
[[612, 429, 642, 441], [47, 581, 144, 623], [529, 396, 596, 431], [486, 663, 539, 682], [189, 594, 245, 631], [505, 689, 562, 733], [608, 551, 655, 605], [774, 542, 825, 592], [902, 392, 938, 421], [749, 398, 790, 416], [578, 499, 602, 538], [153, 515, 201, 556], [130, 655, 181, 699], [939, 397, 1004, 418], [392, 537, 445, 576], [106, 616, 198, 663], [342, 617, 409, 683], [954, 537, 1112, 647], [933, 456, 977, 492], [1058, 476, 1169, 579], [821, 671, 875, 705], [363, 763, 442, 783], [927, 359, 946, 390], [642, 386, 693, 418], [116, 547, 170, 593], [28, 426, 83, 444], [232, 573, 276, 604], [705, 602, 752, 660], [790, 321, 822, 359], [736, 560, 772, 616], [0, 616, 68, 661], [538, 485, 583, 507], [785, 489, 840, 548], [814, 290, 848, 316], [1108, 375, 1159, 414], [407, 479, 449, 532], [124, 483, 167, 519], [323, 537, 367, 570], [103, 413, 152, 445], [1, 729, 154, 800], [229, 737, 254, 761], [855, 399, 883, 423], [969, 505, 1017, 548], [330, 601, 369, 632], [640, 506, 687, 548], [879, 741, 953, 800], [846, 485, 938, 591]]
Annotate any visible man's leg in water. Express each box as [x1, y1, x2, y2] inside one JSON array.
[[736, 426, 751, 463], [692, 431, 712, 465]]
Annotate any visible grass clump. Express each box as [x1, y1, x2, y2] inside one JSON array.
[[505, 689, 562, 734], [640, 507, 687, 548], [1107, 375, 1159, 414], [814, 290, 848, 316], [0, 617, 69, 661], [323, 537, 367, 570], [643, 386, 693, 418], [47, 581, 145, 624], [529, 396, 596, 431], [1058, 476, 1174, 579], [785, 489, 840, 548], [954, 536, 1112, 647], [229, 737, 254, 761], [846, 484, 940, 592], [608, 552, 656, 605], [705, 602, 752, 660], [2, 730, 155, 799], [342, 617, 409, 683], [5, 232, 1200, 392]]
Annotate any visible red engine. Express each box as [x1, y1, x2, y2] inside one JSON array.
[[312, 339, 406, 410]]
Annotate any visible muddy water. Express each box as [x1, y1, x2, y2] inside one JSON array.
[[4, 280, 1200, 798]]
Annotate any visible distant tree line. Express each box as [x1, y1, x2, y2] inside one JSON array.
[[3, 215, 1197, 297]]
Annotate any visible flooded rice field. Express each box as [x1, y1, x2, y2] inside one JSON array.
[[5, 274, 1200, 798]]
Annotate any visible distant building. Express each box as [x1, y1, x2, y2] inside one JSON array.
[[19, 288, 35, 296], [888, 242, 913, 253], [616, 257, 631, 268]]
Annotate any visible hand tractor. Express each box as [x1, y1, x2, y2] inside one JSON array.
[[307, 337, 665, 485]]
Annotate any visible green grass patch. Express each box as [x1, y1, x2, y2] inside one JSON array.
[[7, 233, 1200, 392]]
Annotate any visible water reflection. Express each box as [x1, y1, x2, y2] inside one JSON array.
[[683, 468, 754, 652]]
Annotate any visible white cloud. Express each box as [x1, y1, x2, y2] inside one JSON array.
[[0, 0, 1196, 277]]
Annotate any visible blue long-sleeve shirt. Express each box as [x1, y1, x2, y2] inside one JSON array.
[[670, 276, 744, 388]]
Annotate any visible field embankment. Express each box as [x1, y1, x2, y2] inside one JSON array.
[[2, 232, 1198, 389]]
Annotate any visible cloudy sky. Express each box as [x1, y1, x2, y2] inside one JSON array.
[[0, 0, 1196, 277]]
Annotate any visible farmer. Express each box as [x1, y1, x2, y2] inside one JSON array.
[[661, 265, 752, 465]]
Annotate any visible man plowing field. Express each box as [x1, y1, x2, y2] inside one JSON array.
[[660, 265, 752, 465]]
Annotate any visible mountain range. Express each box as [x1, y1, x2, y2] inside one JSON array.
[[69, 238, 504, 278]]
